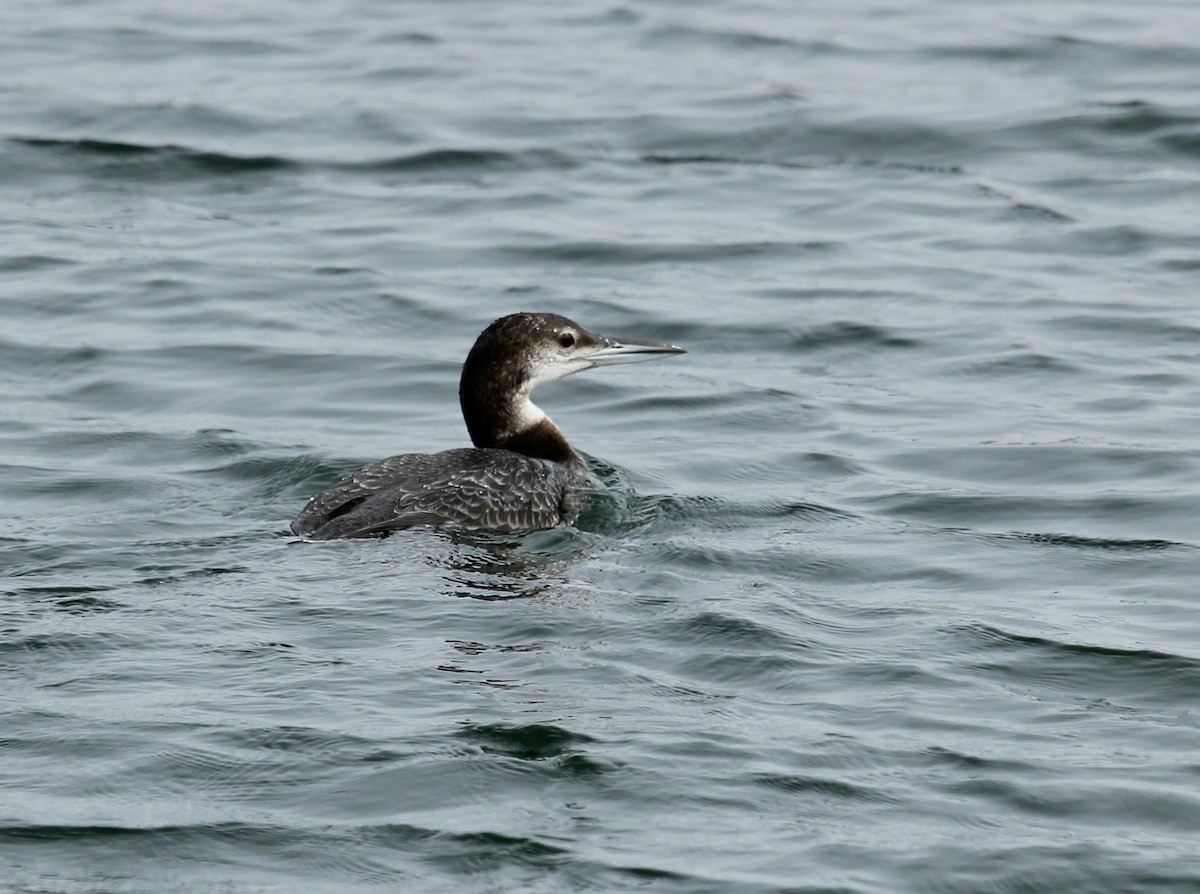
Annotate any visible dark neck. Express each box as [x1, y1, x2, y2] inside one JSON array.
[[460, 382, 577, 464], [459, 316, 581, 464], [495, 416, 577, 464]]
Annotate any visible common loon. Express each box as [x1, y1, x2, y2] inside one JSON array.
[[291, 312, 685, 539]]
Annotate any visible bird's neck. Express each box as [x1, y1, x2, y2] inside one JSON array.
[[461, 381, 577, 464]]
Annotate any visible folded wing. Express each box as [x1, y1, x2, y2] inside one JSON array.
[[291, 448, 578, 539]]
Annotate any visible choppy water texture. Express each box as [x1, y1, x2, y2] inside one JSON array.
[[4, 1, 1200, 892]]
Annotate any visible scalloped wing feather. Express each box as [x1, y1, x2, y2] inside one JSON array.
[[291, 448, 584, 539]]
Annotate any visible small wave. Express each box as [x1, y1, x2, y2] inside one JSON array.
[[453, 720, 600, 763], [637, 115, 973, 168], [1086, 100, 1200, 136], [1046, 313, 1200, 343], [351, 147, 577, 174], [1004, 201, 1074, 222], [7, 584, 120, 614], [0, 254, 75, 273], [499, 239, 837, 265], [669, 609, 813, 653], [950, 623, 1200, 706], [0, 630, 138, 658], [646, 22, 841, 54], [10, 137, 578, 182], [11, 136, 295, 178], [1003, 531, 1181, 551], [1004, 100, 1200, 161], [791, 321, 921, 352], [751, 771, 898, 804], [641, 152, 814, 170]]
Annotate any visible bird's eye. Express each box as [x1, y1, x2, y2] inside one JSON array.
[[559, 331, 576, 348]]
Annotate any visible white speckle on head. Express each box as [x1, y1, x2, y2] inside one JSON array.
[[525, 343, 594, 391]]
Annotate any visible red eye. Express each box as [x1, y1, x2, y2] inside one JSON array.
[[559, 332, 576, 348]]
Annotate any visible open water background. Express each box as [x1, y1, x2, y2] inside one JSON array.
[[3, 1, 1200, 891]]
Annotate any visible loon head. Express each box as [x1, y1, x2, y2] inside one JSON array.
[[459, 312, 685, 460]]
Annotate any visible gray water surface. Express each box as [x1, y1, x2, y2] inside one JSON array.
[[4, 1, 1200, 892]]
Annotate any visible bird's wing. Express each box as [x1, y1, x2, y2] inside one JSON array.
[[291, 449, 574, 539]]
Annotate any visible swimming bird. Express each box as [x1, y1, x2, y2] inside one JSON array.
[[291, 312, 685, 539]]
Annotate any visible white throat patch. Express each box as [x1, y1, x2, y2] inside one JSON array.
[[513, 395, 548, 432]]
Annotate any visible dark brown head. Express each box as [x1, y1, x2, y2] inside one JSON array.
[[458, 312, 685, 462]]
